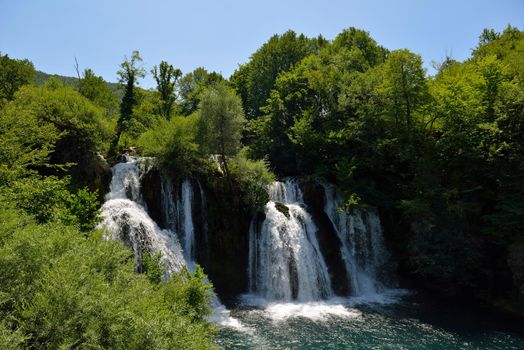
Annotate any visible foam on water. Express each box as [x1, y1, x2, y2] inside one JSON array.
[[262, 302, 361, 322], [208, 302, 253, 333], [240, 294, 360, 322], [238, 288, 410, 323]]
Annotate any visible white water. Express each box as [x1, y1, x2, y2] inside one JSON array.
[[100, 157, 395, 330], [105, 156, 151, 204], [159, 174, 245, 330], [160, 177, 196, 267], [181, 180, 195, 264], [100, 157, 244, 330], [249, 179, 333, 302], [322, 183, 388, 296], [98, 156, 185, 276], [241, 294, 362, 322]]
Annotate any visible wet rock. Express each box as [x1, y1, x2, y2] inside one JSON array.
[[274, 202, 290, 218], [508, 244, 524, 302]]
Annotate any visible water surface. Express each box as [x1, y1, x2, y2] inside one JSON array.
[[216, 291, 524, 350]]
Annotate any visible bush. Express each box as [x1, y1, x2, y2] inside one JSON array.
[[229, 148, 275, 212], [4, 176, 100, 231], [6, 84, 113, 157], [0, 204, 216, 349], [137, 115, 201, 178]]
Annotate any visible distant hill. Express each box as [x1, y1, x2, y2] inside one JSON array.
[[34, 70, 123, 100]]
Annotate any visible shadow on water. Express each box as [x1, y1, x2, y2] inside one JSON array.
[[383, 292, 524, 340]]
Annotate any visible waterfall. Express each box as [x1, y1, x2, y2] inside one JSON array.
[[98, 156, 185, 276], [322, 183, 388, 296], [181, 180, 195, 263], [160, 177, 197, 267], [249, 179, 333, 302], [160, 175, 242, 328], [100, 157, 243, 329], [105, 156, 151, 205]]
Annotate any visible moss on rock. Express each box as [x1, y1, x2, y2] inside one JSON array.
[[274, 202, 290, 218]]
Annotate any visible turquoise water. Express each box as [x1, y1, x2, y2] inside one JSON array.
[[215, 292, 524, 349]]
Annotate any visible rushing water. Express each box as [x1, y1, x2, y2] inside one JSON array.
[[98, 156, 186, 276], [249, 179, 332, 301], [230, 179, 524, 349], [248, 179, 392, 301], [159, 176, 197, 268], [158, 173, 243, 328], [216, 293, 524, 349], [322, 182, 390, 295], [99, 156, 242, 328]]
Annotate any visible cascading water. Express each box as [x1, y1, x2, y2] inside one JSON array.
[[105, 155, 149, 205], [160, 177, 197, 267], [249, 179, 333, 302], [322, 183, 388, 296], [181, 180, 196, 263], [98, 156, 185, 276], [100, 156, 243, 329], [159, 173, 244, 329]]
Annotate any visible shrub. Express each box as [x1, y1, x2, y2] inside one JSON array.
[[137, 115, 200, 178], [229, 148, 275, 212], [0, 204, 216, 349]]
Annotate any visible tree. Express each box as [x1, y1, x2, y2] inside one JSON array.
[[2, 84, 110, 159], [477, 54, 506, 119], [152, 61, 182, 119], [78, 68, 118, 116], [478, 28, 500, 47], [0, 83, 112, 193], [331, 27, 388, 68], [0, 90, 60, 185], [110, 51, 145, 155], [196, 83, 245, 178], [119, 89, 163, 144], [230, 30, 327, 119], [381, 49, 429, 129], [0, 53, 35, 106], [178, 67, 224, 115]]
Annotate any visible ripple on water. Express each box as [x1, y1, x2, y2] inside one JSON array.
[[216, 292, 524, 350]]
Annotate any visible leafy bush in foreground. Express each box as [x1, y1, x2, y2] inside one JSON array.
[[0, 204, 216, 349]]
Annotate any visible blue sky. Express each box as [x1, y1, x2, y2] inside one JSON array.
[[1, 0, 523, 88]]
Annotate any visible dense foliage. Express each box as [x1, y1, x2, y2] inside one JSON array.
[[233, 25, 524, 302], [230, 30, 327, 119], [0, 54, 217, 348], [0, 205, 215, 349]]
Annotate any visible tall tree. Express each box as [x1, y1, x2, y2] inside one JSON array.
[[381, 49, 428, 129], [331, 27, 388, 68], [78, 68, 118, 116], [151, 61, 182, 119], [196, 83, 245, 178], [178, 67, 224, 115], [230, 30, 327, 119], [110, 51, 145, 155], [0, 53, 35, 106]]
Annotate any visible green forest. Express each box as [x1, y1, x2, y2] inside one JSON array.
[[1, 25, 523, 348]]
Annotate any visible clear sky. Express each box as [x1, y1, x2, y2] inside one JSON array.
[[1, 0, 523, 88]]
